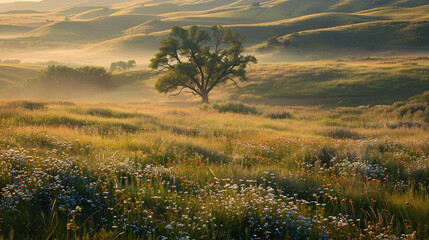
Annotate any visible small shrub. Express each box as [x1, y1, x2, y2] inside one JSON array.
[[304, 146, 338, 167], [386, 121, 424, 129], [392, 101, 406, 108], [397, 104, 426, 117], [208, 102, 259, 115], [265, 111, 292, 119], [320, 118, 343, 126], [85, 108, 137, 119], [409, 91, 429, 104], [5, 101, 46, 110], [324, 127, 359, 139]]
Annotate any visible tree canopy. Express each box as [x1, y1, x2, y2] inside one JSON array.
[[110, 60, 136, 72], [23, 65, 112, 98], [149, 25, 257, 103]]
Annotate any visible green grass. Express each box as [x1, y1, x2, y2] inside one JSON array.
[[258, 20, 429, 51], [222, 57, 429, 106], [358, 5, 429, 20], [0, 98, 427, 239]]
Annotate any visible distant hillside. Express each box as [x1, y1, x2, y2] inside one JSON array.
[[226, 56, 429, 106], [22, 15, 161, 42], [0, 0, 429, 59], [258, 20, 429, 52], [0, 0, 130, 11], [0, 64, 40, 88]]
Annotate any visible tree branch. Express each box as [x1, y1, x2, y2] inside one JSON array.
[[170, 87, 186, 96]]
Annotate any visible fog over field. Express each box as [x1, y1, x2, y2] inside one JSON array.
[[0, 1, 428, 240]]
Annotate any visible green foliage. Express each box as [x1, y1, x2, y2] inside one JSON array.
[[110, 60, 136, 72], [265, 110, 293, 119], [269, 21, 429, 51], [324, 127, 360, 139], [234, 57, 429, 106], [409, 91, 429, 104], [5, 100, 46, 110], [266, 36, 282, 47], [84, 107, 138, 119], [23, 65, 112, 98], [204, 101, 259, 115], [150, 25, 257, 103]]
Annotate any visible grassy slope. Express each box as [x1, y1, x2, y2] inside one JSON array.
[[74, 8, 119, 19], [227, 57, 429, 106], [112, 3, 189, 15], [0, 64, 40, 88], [22, 15, 161, 42], [257, 20, 429, 51], [85, 31, 165, 54], [255, 4, 429, 51], [0, 25, 34, 33], [227, 13, 384, 45], [357, 5, 429, 20], [107, 12, 384, 49], [329, 0, 429, 12], [97, 2, 429, 54], [53, 6, 102, 15]]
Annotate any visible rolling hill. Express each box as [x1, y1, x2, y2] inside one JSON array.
[[0, 64, 40, 88], [0, 0, 428, 61], [21, 15, 161, 42], [258, 20, 429, 52]]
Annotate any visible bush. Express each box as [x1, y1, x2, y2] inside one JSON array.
[[409, 91, 429, 104], [396, 103, 426, 117], [204, 102, 259, 115], [23, 65, 113, 98], [84, 108, 137, 119], [265, 111, 292, 119], [324, 127, 359, 139], [5, 101, 46, 110], [386, 121, 425, 129]]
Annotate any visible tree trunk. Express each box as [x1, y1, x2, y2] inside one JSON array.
[[201, 92, 209, 104]]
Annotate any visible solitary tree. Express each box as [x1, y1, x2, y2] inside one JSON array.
[[149, 25, 257, 103]]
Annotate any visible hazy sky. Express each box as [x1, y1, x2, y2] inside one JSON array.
[[0, 0, 40, 3]]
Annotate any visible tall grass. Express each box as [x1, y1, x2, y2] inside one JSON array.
[[0, 100, 427, 239]]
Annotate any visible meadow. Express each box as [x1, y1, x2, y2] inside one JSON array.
[[0, 95, 427, 239]]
